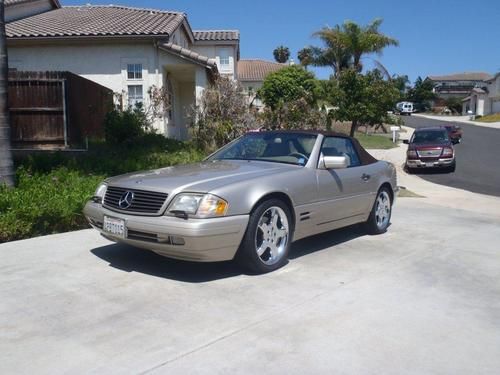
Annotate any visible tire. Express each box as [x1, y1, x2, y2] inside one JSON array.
[[365, 187, 392, 235], [448, 162, 456, 173], [236, 199, 293, 274]]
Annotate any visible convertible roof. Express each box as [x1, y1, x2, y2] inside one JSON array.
[[245, 129, 378, 165]]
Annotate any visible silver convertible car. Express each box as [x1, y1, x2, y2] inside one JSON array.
[[84, 130, 397, 273]]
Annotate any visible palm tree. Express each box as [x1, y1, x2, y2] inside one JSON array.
[[341, 19, 398, 72], [311, 18, 398, 76], [310, 25, 351, 77], [0, 2, 14, 187], [297, 47, 313, 70], [273, 45, 290, 64]]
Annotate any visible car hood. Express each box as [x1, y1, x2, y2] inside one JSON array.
[[105, 160, 298, 195], [409, 141, 450, 150]]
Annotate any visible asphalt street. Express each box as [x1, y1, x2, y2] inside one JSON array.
[[1, 199, 500, 374], [402, 116, 500, 197]]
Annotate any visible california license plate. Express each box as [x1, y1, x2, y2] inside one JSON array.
[[425, 162, 434, 167], [103, 216, 126, 238]]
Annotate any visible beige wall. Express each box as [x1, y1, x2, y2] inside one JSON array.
[[8, 41, 209, 139], [192, 44, 237, 79]]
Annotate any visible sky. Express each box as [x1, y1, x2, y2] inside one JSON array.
[[63, 0, 500, 82]]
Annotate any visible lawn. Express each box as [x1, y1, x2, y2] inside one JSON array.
[[355, 133, 398, 149], [475, 113, 500, 123]]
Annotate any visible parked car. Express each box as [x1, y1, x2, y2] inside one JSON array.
[[84, 131, 398, 273], [443, 124, 463, 144], [404, 127, 456, 172], [396, 101, 414, 115]]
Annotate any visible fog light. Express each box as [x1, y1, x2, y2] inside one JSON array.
[[170, 236, 185, 246]]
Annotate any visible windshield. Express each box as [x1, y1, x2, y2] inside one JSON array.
[[412, 130, 449, 144], [208, 132, 318, 166]]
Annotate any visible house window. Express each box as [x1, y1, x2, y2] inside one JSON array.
[[219, 49, 230, 69], [127, 64, 142, 80], [128, 85, 143, 107]]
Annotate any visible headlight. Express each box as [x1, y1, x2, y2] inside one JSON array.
[[167, 193, 228, 218], [93, 183, 107, 203]]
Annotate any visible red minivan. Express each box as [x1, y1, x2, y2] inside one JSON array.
[[404, 127, 456, 173]]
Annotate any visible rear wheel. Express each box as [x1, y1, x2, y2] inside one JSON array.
[[365, 187, 392, 235], [236, 199, 293, 274]]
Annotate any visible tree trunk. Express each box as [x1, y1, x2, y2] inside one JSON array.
[[0, 2, 14, 187], [349, 119, 357, 137]]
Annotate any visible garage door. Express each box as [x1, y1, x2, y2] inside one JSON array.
[[492, 99, 500, 114]]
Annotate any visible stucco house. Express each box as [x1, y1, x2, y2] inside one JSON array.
[[426, 72, 492, 100], [462, 73, 500, 116], [237, 59, 285, 110], [5, 3, 240, 139]]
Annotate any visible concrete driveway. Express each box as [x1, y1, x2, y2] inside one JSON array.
[[1, 198, 500, 374]]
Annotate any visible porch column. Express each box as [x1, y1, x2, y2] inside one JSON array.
[[195, 67, 207, 108]]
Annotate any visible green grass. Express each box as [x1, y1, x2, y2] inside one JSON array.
[[474, 113, 500, 123], [355, 133, 398, 149], [1, 135, 206, 243]]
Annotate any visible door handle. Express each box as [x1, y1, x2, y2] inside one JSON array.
[[361, 173, 371, 181]]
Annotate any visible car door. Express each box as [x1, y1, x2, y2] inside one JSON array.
[[314, 136, 377, 230]]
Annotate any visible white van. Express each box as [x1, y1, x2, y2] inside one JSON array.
[[396, 101, 414, 115]]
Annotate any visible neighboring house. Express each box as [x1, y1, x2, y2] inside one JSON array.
[[237, 59, 285, 110], [6, 4, 240, 140], [4, 0, 60, 22], [462, 73, 500, 116], [426, 72, 492, 100]]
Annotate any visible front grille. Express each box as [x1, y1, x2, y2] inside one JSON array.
[[417, 148, 442, 158], [103, 186, 168, 215]]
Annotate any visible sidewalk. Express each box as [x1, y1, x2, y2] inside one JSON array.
[[368, 127, 500, 219], [413, 113, 500, 129]]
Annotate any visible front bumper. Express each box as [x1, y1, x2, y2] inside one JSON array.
[[406, 157, 455, 168], [83, 201, 249, 262]]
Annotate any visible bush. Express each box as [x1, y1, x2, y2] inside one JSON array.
[[4, 135, 206, 242], [0, 168, 104, 242], [104, 105, 149, 144]]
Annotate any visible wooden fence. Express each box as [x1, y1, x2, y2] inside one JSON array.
[[8, 71, 113, 149]]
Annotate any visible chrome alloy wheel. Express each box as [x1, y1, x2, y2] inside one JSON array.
[[375, 190, 391, 229], [255, 206, 289, 265]]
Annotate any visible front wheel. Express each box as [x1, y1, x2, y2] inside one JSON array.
[[236, 199, 293, 274], [365, 187, 392, 235]]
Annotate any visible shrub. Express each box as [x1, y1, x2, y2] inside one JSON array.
[[104, 106, 147, 144], [190, 76, 258, 152], [0, 168, 104, 242]]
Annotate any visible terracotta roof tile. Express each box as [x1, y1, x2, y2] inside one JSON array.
[[159, 42, 217, 70], [238, 59, 286, 82], [6, 5, 185, 38], [427, 72, 492, 81], [193, 30, 239, 41]]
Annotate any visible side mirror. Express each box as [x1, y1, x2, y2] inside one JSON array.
[[403, 139, 409, 144], [322, 155, 349, 169]]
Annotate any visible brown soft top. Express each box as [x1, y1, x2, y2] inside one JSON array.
[[245, 129, 378, 166]]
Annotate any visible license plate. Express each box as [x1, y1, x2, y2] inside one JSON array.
[[425, 162, 434, 167], [103, 216, 126, 238]]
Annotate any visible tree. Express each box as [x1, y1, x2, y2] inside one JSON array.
[[311, 19, 398, 76], [273, 45, 290, 63], [326, 69, 400, 136], [258, 65, 318, 110], [297, 47, 313, 69], [0, 2, 14, 187], [406, 76, 436, 110]]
